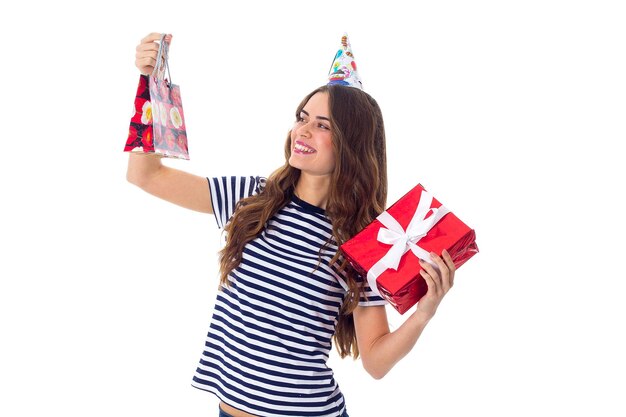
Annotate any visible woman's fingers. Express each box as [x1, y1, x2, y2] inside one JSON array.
[[141, 32, 166, 44], [428, 252, 452, 292], [419, 268, 437, 293], [136, 42, 160, 53], [441, 249, 456, 287], [135, 33, 172, 75], [417, 251, 456, 318], [419, 259, 441, 294], [421, 250, 457, 294], [135, 56, 156, 70], [135, 42, 159, 73], [140, 33, 171, 46]]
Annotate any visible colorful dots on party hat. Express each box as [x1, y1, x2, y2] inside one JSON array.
[[327, 33, 363, 90]]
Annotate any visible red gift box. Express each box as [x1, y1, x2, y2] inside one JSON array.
[[340, 184, 478, 314]]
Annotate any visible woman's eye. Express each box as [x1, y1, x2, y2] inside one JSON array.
[[318, 124, 330, 130]]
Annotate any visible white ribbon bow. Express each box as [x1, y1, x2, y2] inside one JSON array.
[[366, 190, 450, 297]]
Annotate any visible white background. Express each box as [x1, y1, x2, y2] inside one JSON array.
[[1, 1, 625, 416]]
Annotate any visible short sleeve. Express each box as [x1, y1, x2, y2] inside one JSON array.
[[334, 261, 388, 307], [207, 175, 267, 229]]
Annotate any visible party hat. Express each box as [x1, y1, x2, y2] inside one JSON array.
[[327, 33, 363, 90]]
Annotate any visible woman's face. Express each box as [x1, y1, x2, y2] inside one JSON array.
[[288, 92, 335, 176]]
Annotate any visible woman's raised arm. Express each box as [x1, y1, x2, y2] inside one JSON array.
[[126, 33, 212, 215]]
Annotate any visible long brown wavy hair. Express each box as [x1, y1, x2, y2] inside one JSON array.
[[217, 84, 387, 359]]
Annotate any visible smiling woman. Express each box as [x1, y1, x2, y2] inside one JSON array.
[[289, 91, 336, 198], [126, 32, 456, 417]]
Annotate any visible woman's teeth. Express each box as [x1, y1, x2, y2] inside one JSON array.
[[295, 143, 315, 153]]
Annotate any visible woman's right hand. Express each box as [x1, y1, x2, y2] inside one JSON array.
[[135, 32, 172, 75]]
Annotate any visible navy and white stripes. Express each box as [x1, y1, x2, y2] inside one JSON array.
[[208, 176, 267, 229], [193, 176, 386, 417]]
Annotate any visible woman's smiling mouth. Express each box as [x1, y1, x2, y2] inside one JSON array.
[[294, 140, 316, 154]]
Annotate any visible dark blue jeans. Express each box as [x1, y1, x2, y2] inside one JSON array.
[[219, 406, 350, 417]]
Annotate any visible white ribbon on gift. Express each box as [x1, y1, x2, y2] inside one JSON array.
[[366, 190, 450, 297]]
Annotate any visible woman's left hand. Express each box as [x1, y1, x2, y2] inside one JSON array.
[[414, 249, 456, 320]]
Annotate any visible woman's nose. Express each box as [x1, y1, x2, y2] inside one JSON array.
[[296, 121, 311, 137]]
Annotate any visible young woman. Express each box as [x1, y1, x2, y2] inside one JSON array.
[[128, 32, 456, 417]]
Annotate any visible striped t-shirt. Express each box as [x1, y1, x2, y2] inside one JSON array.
[[192, 176, 387, 417]]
